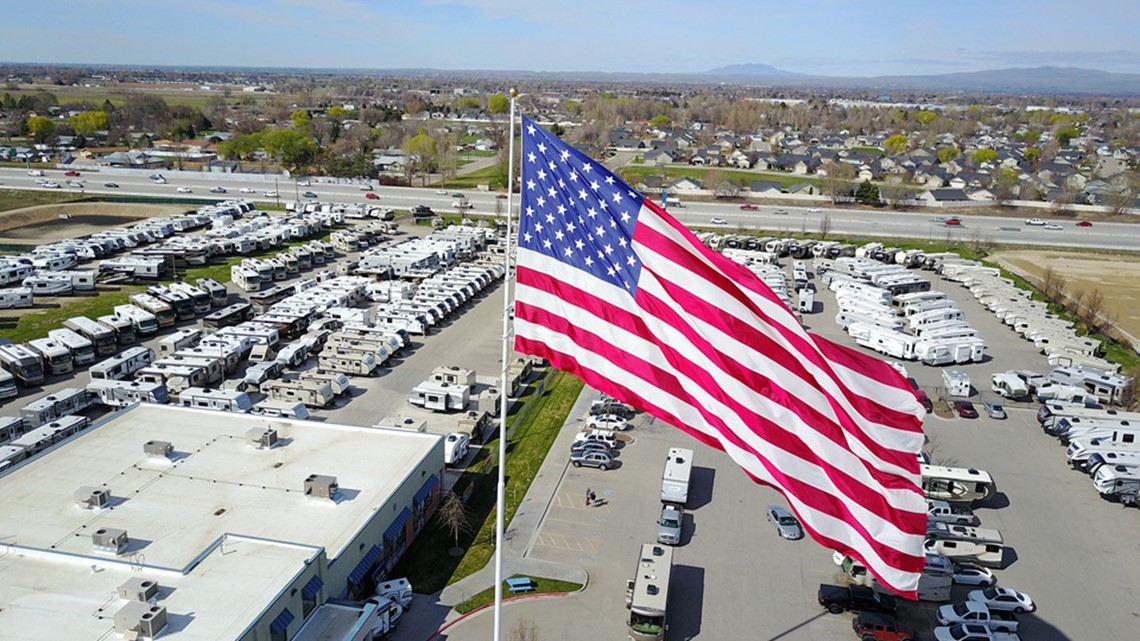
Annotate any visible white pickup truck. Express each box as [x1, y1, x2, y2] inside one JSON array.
[[937, 602, 1019, 632], [927, 500, 978, 525], [933, 623, 1020, 641]]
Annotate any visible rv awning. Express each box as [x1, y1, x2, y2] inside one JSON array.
[[414, 474, 439, 504], [269, 608, 294, 635], [301, 575, 324, 600], [348, 545, 382, 586], [384, 508, 412, 541]]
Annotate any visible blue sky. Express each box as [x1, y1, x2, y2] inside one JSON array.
[[3, 0, 1140, 76]]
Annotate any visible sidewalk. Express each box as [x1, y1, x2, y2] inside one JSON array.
[[393, 385, 599, 639]]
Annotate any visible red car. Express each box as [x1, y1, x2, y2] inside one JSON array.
[[64, 170, 80, 176], [944, 216, 962, 225], [496, 193, 508, 199], [952, 400, 979, 419], [740, 204, 759, 211], [365, 192, 379, 200], [1076, 221, 1093, 227]]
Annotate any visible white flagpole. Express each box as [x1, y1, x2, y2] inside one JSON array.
[[493, 87, 519, 641]]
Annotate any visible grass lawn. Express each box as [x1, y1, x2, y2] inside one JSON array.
[[436, 165, 507, 190], [619, 165, 817, 190], [0, 188, 84, 212], [453, 576, 583, 614], [390, 369, 584, 593]]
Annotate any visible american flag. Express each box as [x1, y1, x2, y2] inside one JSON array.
[[512, 116, 927, 596]]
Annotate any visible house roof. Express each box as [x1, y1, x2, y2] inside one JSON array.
[[926, 188, 971, 201]]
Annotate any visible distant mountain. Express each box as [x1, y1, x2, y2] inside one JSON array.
[[704, 63, 798, 77]]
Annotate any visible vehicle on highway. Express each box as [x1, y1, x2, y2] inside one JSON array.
[[1075, 220, 1093, 227], [365, 192, 379, 200], [64, 170, 80, 176], [710, 217, 727, 225], [264, 191, 279, 198], [766, 505, 803, 540], [435, 189, 448, 195], [739, 204, 759, 211], [149, 174, 166, 184], [967, 587, 1035, 613], [359, 184, 373, 191], [298, 179, 312, 186], [210, 186, 227, 193], [953, 400, 979, 419], [27, 170, 44, 177], [852, 612, 917, 641], [303, 191, 318, 198], [1043, 223, 1063, 230], [817, 583, 897, 615], [239, 187, 255, 194], [807, 207, 822, 213], [104, 182, 119, 188], [43, 181, 61, 188], [1025, 218, 1045, 226], [656, 504, 683, 545], [774, 209, 789, 215], [587, 413, 629, 431], [496, 193, 508, 199], [952, 564, 996, 586], [570, 449, 613, 470], [944, 216, 962, 225], [983, 402, 1006, 420], [176, 186, 192, 193]]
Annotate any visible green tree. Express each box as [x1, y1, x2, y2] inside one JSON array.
[[262, 128, 318, 171], [454, 96, 480, 112], [217, 132, 263, 160], [936, 146, 961, 163], [27, 115, 56, 144], [327, 105, 350, 120], [1055, 125, 1079, 146], [68, 110, 109, 137], [1023, 146, 1042, 166], [650, 115, 671, 129], [914, 110, 938, 125], [973, 148, 998, 164], [855, 180, 880, 205], [290, 109, 311, 132], [884, 134, 908, 155], [402, 127, 438, 185], [486, 94, 510, 114]]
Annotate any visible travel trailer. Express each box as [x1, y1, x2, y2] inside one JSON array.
[[88, 346, 155, 381], [178, 387, 253, 413], [920, 465, 997, 504], [86, 379, 170, 407]]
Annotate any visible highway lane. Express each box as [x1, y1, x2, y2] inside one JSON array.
[[2, 167, 1136, 251]]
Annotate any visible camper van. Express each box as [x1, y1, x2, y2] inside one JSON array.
[[97, 314, 138, 345], [63, 317, 117, 357], [0, 343, 47, 386], [408, 380, 469, 411], [113, 304, 159, 336], [920, 465, 997, 504], [86, 379, 170, 407], [661, 447, 694, 506], [178, 387, 253, 413], [27, 338, 74, 375], [88, 346, 155, 381]]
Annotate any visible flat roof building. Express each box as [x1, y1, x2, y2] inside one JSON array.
[[0, 404, 444, 641]]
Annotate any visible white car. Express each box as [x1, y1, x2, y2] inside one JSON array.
[[435, 189, 448, 195], [298, 179, 312, 186], [806, 207, 822, 213], [27, 169, 45, 177], [1043, 223, 1064, 230], [587, 414, 629, 431], [359, 184, 374, 191], [952, 564, 995, 586], [572, 429, 618, 448], [264, 191, 279, 198], [239, 187, 256, 194], [176, 186, 192, 193], [1024, 218, 1045, 226], [42, 181, 61, 188], [967, 587, 1036, 613], [710, 217, 727, 225]]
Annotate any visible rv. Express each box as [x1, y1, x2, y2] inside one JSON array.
[[991, 372, 1030, 400], [908, 308, 966, 331], [920, 465, 997, 504], [626, 543, 673, 641], [178, 387, 253, 413], [243, 360, 287, 389], [298, 370, 352, 396], [0, 287, 34, 310], [248, 399, 310, 420], [63, 317, 117, 357], [135, 363, 215, 395], [182, 340, 248, 374], [27, 338, 74, 375], [97, 314, 138, 345], [231, 264, 262, 292], [1052, 418, 1140, 446], [1049, 365, 1133, 406], [408, 380, 469, 411], [146, 286, 196, 321], [47, 328, 96, 366], [20, 387, 95, 428], [168, 281, 212, 315], [86, 379, 170, 407], [891, 290, 947, 310], [941, 369, 971, 398], [261, 378, 335, 408], [216, 322, 280, 348], [0, 343, 47, 386], [1092, 464, 1140, 506], [155, 353, 224, 387], [854, 326, 920, 360], [1036, 382, 1090, 405], [158, 328, 203, 356], [88, 346, 155, 381], [274, 342, 310, 368], [8, 415, 89, 457], [113, 304, 159, 335], [1067, 436, 1140, 471], [195, 277, 229, 307], [0, 370, 17, 400], [901, 298, 958, 317], [840, 553, 953, 602], [836, 310, 905, 332], [1085, 451, 1140, 478], [129, 293, 176, 328], [661, 447, 694, 506], [318, 348, 377, 376], [923, 523, 1005, 567], [203, 302, 254, 329]]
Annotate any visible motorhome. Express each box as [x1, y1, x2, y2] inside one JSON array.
[[135, 363, 214, 395], [0, 343, 46, 386], [661, 447, 694, 506], [0, 370, 17, 400], [113, 304, 159, 336], [47, 328, 96, 366], [194, 277, 229, 307], [203, 302, 254, 329], [248, 284, 295, 314], [407, 380, 469, 411], [158, 328, 204, 356], [920, 465, 997, 504], [0, 287, 34, 309], [261, 378, 334, 408], [86, 379, 170, 407], [63, 317, 117, 357], [216, 322, 280, 348], [88, 346, 155, 381], [182, 340, 248, 375], [626, 543, 673, 641], [1049, 365, 1133, 406], [155, 353, 224, 387], [168, 281, 212, 315], [146, 286, 196, 321], [250, 312, 310, 340], [231, 264, 262, 292], [178, 387, 253, 413], [20, 387, 95, 428], [27, 338, 74, 375], [1092, 464, 1140, 505], [129, 293, 175, 328], [97, 314, 137, 345]]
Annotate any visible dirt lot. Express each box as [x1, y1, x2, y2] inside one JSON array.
[[0, 202, 190, 245], [991, 249, 1140, 343]]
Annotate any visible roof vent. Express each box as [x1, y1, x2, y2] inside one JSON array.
[[246, 427, 279, 449], [113, 602, 167, 638], [143, 440, 173, 458], [117, 577, 160, 602], [75, 486, 110, 510], [92, 527, 129, 554], [304, 474, 338, 500]]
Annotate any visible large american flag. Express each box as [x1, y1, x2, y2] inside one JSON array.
[[512, 116, 927, 595]]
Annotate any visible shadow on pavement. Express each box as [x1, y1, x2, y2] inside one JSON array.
[[687, 467, 716, 510], [667, 565, 705, 640]]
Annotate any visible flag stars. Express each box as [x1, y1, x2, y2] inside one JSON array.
[[537, 142, 546, 154], [527, 152, 536, 163], [557, 204, 567, 216], [537, 169, 547, 181], [547, 186, 556, 198], [563, 247, 573, 258], [543, 238, 552, 250], [604, 175, 615, 186], [545, 212, 555, 224]]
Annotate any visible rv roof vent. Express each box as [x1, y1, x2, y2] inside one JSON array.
[[143, 440, 173, 458], [113, 602, 168, 638], [92, 527, 129, 554], [304, 474, 338, 500], [75, 486, 111, 510], [652, 546, 664, 556], [117, 577, 160, 602], [647, 584, 659, 595], [246, 427, 279, 449]]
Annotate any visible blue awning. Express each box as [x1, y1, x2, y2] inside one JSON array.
[[414, 474, 439, 504], [269, 608, 294, 635], [348, 545, 382, 586], [301, 575, 323, 599], [384, 508, 412, 541]]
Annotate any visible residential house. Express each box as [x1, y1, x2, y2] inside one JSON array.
[[786, 182, 818, 196], [670, 177, 704, 192], [644, 149, 675, 165], [98, 150, 167, 169], [749, 180, 784, 196], [919, 189, 971, 205]]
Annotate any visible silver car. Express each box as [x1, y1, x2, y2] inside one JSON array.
[[570, 450, 614, 470], [657, 504, 683, 545], [766, 505, 804, 540]]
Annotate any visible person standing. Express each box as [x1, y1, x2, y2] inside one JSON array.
[[585, 488, 592, 506]]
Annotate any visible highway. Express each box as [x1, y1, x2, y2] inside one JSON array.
[[2, 167, 1137, 252]]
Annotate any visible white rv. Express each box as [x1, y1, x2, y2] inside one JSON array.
[[921, 465, 997, 504], [261, 378, 334, 408], [178, 387, 253, 413], [991, 372, 1030, 400], [1092, 464, 1140, 505], [408, 380, 469, 412], [47, 328, 96, 366], [87, 379, 170, 407], [27, 338, 74, 375], [661, 447, 694, 506], [0, 287, 34, 309], [88, 346, 155, 381], [941, 369, 971, 398], [20, 387, 95, 428]]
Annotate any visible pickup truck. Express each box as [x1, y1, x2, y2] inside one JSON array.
[[817, 583, 897, 615], [937, 602, 1019, 632], [933, 623, 1020, 641], [927, 500, 978, 525]]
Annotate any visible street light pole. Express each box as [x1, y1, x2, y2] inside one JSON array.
[[274, 177, 280, 207]]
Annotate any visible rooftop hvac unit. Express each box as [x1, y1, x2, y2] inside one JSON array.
[[246, 427, 279, 449], [117, 577, 160, 602], [143, 440, 173, 458], [113, 602, 168, 638], [75, 486, 111, 510], [92, 527, 129, 554], [304, 474, 338, 500]]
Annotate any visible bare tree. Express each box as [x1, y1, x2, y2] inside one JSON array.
[[1040, 266, 1066, 302], [436, 491, 472, 555], [508, 617, 542, 641], [879, 182, 917, 210], [818, 214, 832, 239], [1082, 288, 1105, 331], [818, 162, 856, 205], [703, 169, 739, 199]]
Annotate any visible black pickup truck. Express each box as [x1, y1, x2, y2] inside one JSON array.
[[817, 583, 897, 615]]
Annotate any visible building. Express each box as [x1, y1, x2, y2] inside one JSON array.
[[0, 404, 443, 641]]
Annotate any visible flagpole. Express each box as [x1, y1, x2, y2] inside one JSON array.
[[493, 87, 518, 641]]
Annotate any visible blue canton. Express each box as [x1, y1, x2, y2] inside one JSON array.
[[519, 115, 643, 293]]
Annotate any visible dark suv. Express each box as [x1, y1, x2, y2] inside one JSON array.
[[818, 584, 897, 615], [852, 612, 916, 641]]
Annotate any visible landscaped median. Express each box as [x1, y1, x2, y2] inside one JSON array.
[[453, 576, 584, 614]]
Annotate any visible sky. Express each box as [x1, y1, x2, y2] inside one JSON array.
[[3, 0, 1140, 76]]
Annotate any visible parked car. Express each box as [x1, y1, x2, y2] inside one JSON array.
[[570, 449, 614, 470], [983, 402, 1006, 420], [932, 623, 1016, 641], [570, 440, 613, 455], [852, 612, 917, 641], [710, 217, 728, 225], [1025, 218, 1046, 225], [766, 505, 803, 540], [817, 584, 897, 615], [587, 414, 629, 431], [210, 186, 227, 193], [967, 587, 1036, 613], [365, 192, 380, 200], [952, 564, 996, 586], [916, 389, 933, 414], [1075, 220, 1093, 227], [64, 170, 80, 176], [952, 400, 979, 419], [739, 204, 759, 211], [104, 182, 119, 188], [573, 429, 618, 448], [176, 186, 192, 193], [589, 400, 637, 419], [656, 504, 683, 545], [303, 191, 318, 198]]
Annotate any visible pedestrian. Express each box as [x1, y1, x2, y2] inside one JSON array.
[[585, 488, 592, 506], [589, 489, 597, 506]]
